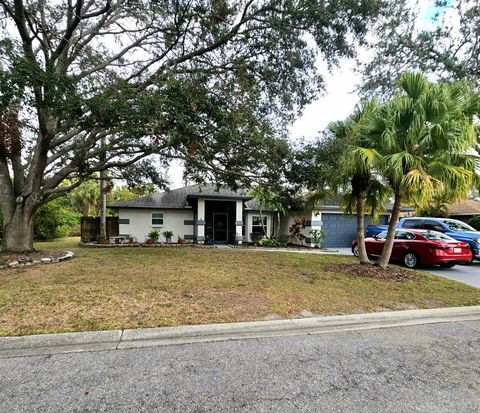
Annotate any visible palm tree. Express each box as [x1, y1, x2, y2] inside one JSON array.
[[341, 177, 390, 257], [363, 73, 479, 268], [330, 101, 388, 264], [307, 101, 388, 264]]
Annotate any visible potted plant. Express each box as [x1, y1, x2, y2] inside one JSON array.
[[147, 229, 160, 244], [310, 228, 327, 249], [162, 230, 173, 244], [178, 236, 188, 245]]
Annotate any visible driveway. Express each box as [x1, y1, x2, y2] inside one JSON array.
[[1, 319, 479, 412], [426, 262, 480, 288], [337, 247, 480, 288]]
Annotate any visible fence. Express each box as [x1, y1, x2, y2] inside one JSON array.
[[80, 217, 119, 241]]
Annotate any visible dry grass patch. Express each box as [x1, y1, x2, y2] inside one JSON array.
[[0, 237, 479, 336]]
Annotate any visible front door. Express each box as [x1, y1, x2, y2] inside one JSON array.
[[213, 213, 229, 243]]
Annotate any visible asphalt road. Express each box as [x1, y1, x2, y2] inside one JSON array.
[[2, 320, 479, 412]]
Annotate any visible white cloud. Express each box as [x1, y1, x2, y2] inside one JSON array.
[[290, 59, 360, 142], [168, 159, 186, 188]]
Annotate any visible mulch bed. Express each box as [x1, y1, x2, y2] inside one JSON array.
[[0, 250, 68, 266], [324, 263, 421, 282]]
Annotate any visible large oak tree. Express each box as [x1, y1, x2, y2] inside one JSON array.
[[360, 0, 480, 95], [0, 0, 388, 251]]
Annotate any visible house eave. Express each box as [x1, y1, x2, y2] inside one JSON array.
[[107, 205, 192, 210], [186, 194, 253, 201]]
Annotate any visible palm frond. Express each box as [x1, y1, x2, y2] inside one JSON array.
[[398, 72, 429, 101], [340, 192, 356, 215]]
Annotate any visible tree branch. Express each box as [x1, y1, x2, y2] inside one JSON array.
[[0, 155, 15, 219], [50, 0, 84, 62]]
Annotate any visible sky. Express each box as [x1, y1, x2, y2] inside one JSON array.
[[167, 0, 443, 189]]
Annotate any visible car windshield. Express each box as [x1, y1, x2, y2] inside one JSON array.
[[441, 219, 476, 232], [374, 231, 388, 239], [420, 231, 455, 241]]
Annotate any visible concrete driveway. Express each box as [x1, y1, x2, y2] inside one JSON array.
[[426, 262, 480, 288], [336, 248, 480, 288]]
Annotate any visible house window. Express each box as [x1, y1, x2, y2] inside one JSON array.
[[151, 212, 164, 225], [251, 216, 267, 235]]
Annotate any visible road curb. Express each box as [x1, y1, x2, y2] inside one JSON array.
[[1, 306, 480, 358]]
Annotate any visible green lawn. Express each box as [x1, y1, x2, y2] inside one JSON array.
[[0, 237, 479, 336]]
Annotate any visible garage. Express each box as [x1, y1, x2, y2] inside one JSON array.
[[321, 213, 389, 247]]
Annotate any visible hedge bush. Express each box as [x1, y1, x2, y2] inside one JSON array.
[[468, 215, 480, 231]]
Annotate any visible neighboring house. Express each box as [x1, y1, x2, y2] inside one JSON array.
[[107, 184, 275, 244], [108, 185, 414, 247], [447, 199, 480, 223]]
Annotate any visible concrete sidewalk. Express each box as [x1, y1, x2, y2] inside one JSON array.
[[233, 246, 342, 254], [1, 306, 480, 359]]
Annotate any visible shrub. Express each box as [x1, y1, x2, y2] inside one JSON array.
[[259, 238, 286, 248], [277, 234, 290, 244], [148, 229, 160, 243], [289, 217, 306, 244], [34, 202, 69, 241], [468, 215, 480, 230], [310, 229, 327, 248], [249, 233, 263, 245]]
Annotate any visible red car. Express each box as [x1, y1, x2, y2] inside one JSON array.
[[352, 229, 472, 268]]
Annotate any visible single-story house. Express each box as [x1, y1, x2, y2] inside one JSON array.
[[108, 184, 275, 244], [108, 185, 414, 247], [447, 199, 480, 223]]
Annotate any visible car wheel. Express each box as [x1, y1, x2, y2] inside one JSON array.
[[439, 262, 455, 268], [353, 245, 359, 257], [403, 252, 419, 268]]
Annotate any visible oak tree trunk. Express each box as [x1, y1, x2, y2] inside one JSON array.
[[2, 205, 36, 252], [376, 190, 403, 268], [356, 193, 370, 264]]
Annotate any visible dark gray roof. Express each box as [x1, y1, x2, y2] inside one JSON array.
[[315, 194, 414, 213], [244, 198, 274, 211], [108, 184, 252, 209]]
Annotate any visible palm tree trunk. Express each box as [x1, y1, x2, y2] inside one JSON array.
[[99, 137, 107, 239], [356, 193, 369, 264], [376, 190, 403, 268]]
